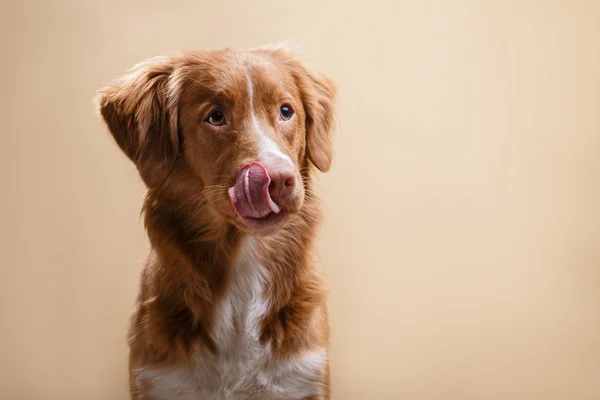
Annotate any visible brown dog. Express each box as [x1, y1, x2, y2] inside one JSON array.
[[96, 45, 336, 399]]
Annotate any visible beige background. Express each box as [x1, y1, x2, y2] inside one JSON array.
[[1, 0, 599, 399]]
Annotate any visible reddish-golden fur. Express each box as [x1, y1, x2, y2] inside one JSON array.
[[97, 46, 336, 399]]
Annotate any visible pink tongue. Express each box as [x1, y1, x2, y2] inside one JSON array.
[[228, 162, 281, 219]]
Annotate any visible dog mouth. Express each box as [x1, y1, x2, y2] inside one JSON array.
[[227, 162, 288, 233], [239, 211, 288, 233]]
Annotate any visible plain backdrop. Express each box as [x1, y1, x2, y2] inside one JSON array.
[[1, 1, 599, 399]]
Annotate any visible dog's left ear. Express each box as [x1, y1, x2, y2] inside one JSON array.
[[288, 58, 337, 172]]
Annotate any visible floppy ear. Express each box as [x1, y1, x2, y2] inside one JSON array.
[[96, 56, 179, 188], [290, 59, 337, 172]]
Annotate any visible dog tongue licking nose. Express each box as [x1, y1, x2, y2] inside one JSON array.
[[228, 162, 281, 219]]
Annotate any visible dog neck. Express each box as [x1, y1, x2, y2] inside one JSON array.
[[131, 161, 323, 363], [139, 165, 320, 322]]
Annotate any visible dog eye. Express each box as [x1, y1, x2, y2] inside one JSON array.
[[280, 104, 294, 121], [206, 110, 226, 126]]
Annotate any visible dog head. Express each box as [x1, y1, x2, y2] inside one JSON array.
[[97, 47, 336, 235]]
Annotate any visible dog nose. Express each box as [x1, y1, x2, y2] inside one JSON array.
[[267, 164, 296, 204]]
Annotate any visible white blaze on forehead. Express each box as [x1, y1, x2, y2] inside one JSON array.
[[245, 69, 293, 167]]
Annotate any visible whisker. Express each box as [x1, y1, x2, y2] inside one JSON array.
[[190, 198, 225, 220]]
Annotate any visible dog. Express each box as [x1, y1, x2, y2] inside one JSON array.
[[96, 45, 337, 399]]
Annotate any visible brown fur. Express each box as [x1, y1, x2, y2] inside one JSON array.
[[97, 46, 336, 399]]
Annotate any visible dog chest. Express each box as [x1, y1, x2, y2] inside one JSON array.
[[137, 237, 326, 399]]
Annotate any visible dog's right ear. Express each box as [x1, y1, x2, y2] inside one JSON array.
[[96, 56, 179, 188]]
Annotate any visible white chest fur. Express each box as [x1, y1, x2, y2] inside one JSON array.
[[137, 237, 327, 400]]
